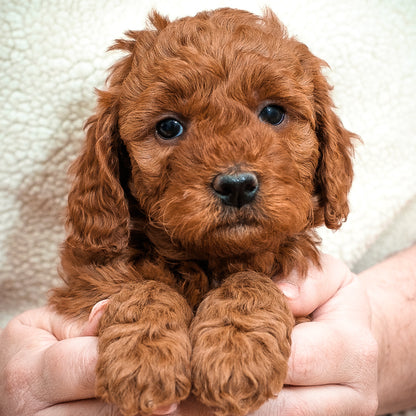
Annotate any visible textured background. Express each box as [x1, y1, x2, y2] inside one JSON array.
[[1, 0, 415, 413]]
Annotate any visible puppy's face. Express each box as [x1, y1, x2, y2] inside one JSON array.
[[110, 9, 352, 258]]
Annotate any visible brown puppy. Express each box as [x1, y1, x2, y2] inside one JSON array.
[[50, 8, 355, 416]]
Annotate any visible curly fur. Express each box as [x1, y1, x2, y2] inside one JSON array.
[[50, 7, 356, 416]]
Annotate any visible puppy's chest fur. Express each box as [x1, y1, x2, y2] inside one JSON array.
[[131, 250, 275, 309], [129, 223, 315, 309]]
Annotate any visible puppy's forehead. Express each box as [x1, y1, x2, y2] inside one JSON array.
[[138, 9, 294, 91], [125, 9, 318, 122], [158, 8, 284, 56]]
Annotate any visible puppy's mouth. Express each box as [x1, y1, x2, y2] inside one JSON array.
[[203, 209, 278, 257], [213, 209, 263, 234]]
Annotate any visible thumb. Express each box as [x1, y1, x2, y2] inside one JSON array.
[[276, 254, 353, 317], [81, 299, 109, 336], [25, 301, 109, 340]]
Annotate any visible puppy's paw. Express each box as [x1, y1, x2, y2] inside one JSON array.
[[96, 321, 191, 416], [190, 272, 294, 416], [95, 282, 193, 416], [190, 323, 289, 415]]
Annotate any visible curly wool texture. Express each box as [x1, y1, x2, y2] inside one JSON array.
[[190, 273, 294, 416], [96, 281, 193, 416], [48, 8, 357, 415], [2, 3, 416, 416], [2, 1, 416, 328]]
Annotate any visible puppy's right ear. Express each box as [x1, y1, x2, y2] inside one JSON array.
[[64, 91, 129, 264], [63, 33, 140, 265], [63, 23, 164, 267]]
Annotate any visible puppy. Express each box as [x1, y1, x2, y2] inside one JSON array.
[[50, 7, 355, 416]]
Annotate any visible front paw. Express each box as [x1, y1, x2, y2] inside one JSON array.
[[95, 282, 193, 416], [190, 272, 294, 416], [96, 321, 191, 416]]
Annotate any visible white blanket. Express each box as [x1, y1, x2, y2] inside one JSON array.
[[1, 1, 416, 412]]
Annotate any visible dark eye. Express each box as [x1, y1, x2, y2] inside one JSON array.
[[156, 118, 184, 140], [259, 105, 285, 126]]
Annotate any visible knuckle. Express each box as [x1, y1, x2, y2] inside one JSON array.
[[362, 334, 378, 364], [346, 329, 378, 391], [288, 337, 316, 380], [355, 330, 378, 368]]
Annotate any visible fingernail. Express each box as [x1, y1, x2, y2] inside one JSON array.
[[90, 299, 109, 321], [81, 299, 109, 336], [278, 282, 300, 300]]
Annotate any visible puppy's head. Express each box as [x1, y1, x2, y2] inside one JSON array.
[[66, 8, 355, 263]]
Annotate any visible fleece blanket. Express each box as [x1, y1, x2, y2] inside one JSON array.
[[1, 0, 415, 413]]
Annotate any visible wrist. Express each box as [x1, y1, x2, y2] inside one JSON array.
[[362, 280, 388, 411], [359, 245, 416, 414]]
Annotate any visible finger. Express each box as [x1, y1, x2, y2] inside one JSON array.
[[253, 385, 377, 416], [81, 299, 109, 336], [38, 399, 120, 416], [34, 336, 98, 404], [313, 276, 372, 326], [276, 254, 354, 317], [17, 307, 86, 340], [285, 321, 377, 387]]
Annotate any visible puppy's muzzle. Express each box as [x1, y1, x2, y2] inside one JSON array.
[[212, 172, 259, 208]]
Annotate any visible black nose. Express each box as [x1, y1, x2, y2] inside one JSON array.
[[212, 172, 259, 208]]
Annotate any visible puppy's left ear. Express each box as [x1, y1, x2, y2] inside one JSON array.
[[295, 44, 358, 229], [315, 78, 358, 229]]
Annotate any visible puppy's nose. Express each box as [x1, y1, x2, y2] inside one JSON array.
[[212, 172, 259, 208]]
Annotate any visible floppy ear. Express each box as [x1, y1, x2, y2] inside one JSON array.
[[63, 33, 139, 266], [63, 94, 129, 265], [263, 10, 356, 230], [296, 44, 357, 229], [313, 69, 357, 229], [62, 16, 168, 267]]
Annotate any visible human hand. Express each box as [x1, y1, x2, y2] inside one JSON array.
[[173, 254, 379, 416], [261, 253, 379, 415], [0, 306, 177, 416], [1, 253, 377, 416]]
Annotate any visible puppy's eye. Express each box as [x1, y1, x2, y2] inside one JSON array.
[[156, 118, 184, 140], [259, 105, 285, 126]]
